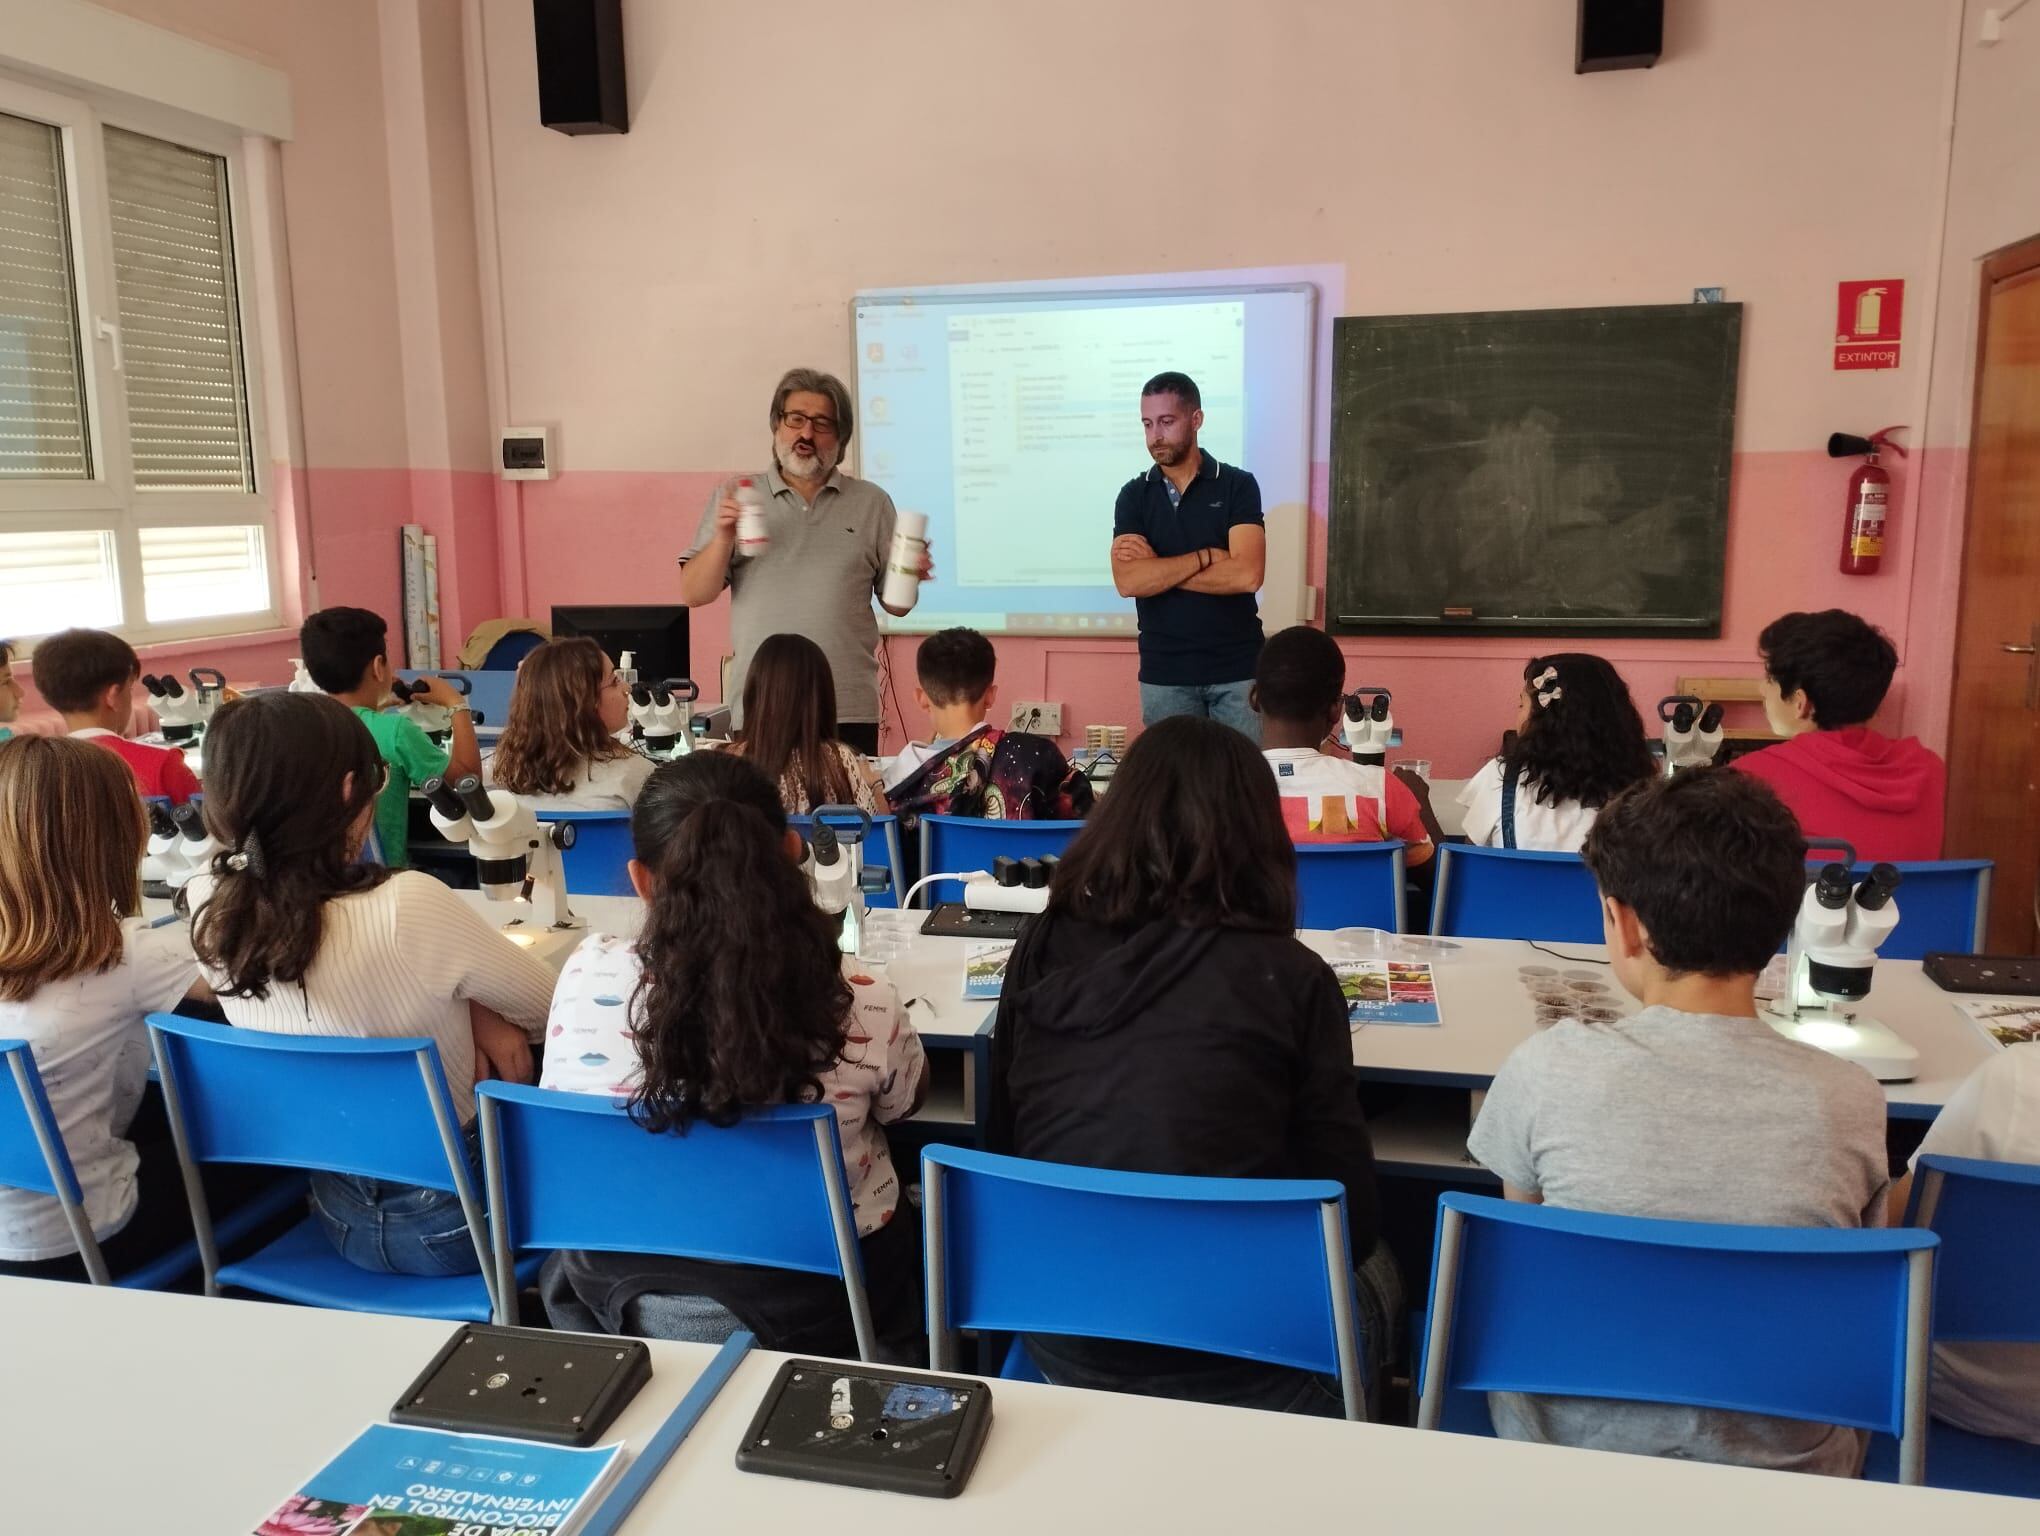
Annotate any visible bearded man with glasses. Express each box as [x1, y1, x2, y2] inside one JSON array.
[[680, 367, 932, 753]]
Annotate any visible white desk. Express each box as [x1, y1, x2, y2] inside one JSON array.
[[2, 1280, 2027, 1532]]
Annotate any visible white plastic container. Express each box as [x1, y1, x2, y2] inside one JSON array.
[[881, 510, 928, 610], [735, 478, 770, 555], [288, 658, 319, 693]]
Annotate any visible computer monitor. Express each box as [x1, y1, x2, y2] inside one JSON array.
[[549, 605, 690, 684]]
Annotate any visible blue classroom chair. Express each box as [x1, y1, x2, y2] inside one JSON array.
[[1429, 845, 1603, 943], [477, 1085, 880, 1356], [921, 1145, 1370, 1419], [1859, 1154, 2040, 1496], [1417, 1192, 1937, 1484], [0, 1040, 304, 1290], [147, 1014, 534, 1321], [398, 669, 518, 731], [791, 811, 906, 908], [1845, 861, 1991, 960], [1295, 842, 1406, 932], [537, 810, 636, 898], [917, 815, 1085, 906]]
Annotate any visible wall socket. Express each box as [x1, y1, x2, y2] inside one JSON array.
[[1009, 700, 1063, 736]]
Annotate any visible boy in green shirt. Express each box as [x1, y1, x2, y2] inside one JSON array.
[[300, 607, 480, 868]]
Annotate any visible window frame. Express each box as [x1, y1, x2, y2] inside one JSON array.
[[0, 69, 281, 647]]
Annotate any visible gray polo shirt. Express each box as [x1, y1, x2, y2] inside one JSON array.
[[680, 466, 898, 726]]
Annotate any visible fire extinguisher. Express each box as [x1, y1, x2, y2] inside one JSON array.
[[1827, 426, 1908, 576]]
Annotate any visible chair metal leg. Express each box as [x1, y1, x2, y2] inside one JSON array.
[[478, 1098, 517, 1327], [923, 1157, 952, 1373], [418, 1054, 497, 1317], [1319, 1199, 1367, 1422], [1898, 1246, 1934, 1487], [149, 1026, 223, 1297], [11, 1054, 112, 1286], [1429, 849, 1453, 937], [814, 1120, 879, 1362], [1415, 1206, 1465, 1432]]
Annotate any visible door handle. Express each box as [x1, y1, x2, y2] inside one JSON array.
[[2004, 644, 2037, 654]]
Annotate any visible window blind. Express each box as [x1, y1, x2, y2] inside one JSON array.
[[102, 125, 253, 492], [138, 522, 267, 624], [0, 111, 91, 480], [0, 528, 120, 631]]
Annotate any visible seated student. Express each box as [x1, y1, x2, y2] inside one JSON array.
[[0, 638, 18, 740], [0, 736, 213, 1277], [1467, 770, 1889, 1476], [727, 632, 884, 816], [300, 606, 480, 869], [486, 636, 653, 811], [885, 626, 1093, 824], [1250, 625, 1433, 866], [541, 752, 926, 1359], [28, 628, 201, 804], [187, 693, 554, 1277], [990, 716, 1397, 1416], [1734, 609, 1946, 861], [1889, 1044, 2040, 1445], [1457, 654, 1655, 853]]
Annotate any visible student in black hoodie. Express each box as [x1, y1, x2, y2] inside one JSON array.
[[988, 714, 1398, 1416]]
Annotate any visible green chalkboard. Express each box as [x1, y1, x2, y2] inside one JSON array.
[[1327, 303, 1741, 636]]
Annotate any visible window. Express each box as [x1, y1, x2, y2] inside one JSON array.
[[0, 76, 274, 644]]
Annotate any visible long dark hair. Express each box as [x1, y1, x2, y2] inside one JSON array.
[[1504, 653, 1655, 810], [491, 637, 631, 795], [627, 751, 852, 1133], [1051, 715, 1295, 933], [735, 632, 856, 809], [190, 693, 391, 998]]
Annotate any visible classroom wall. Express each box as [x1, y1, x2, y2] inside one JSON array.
[[467, 0, 1973, 769]]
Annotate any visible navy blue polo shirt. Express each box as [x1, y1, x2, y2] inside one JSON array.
[[1113, 450, 1265, 686]]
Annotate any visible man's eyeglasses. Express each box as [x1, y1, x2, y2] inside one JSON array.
[[777, 410, 840, 439]]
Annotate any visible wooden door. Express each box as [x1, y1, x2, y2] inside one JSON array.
[[1945, 235, 2040, 953]]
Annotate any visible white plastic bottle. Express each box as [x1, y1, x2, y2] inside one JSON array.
[[288, 658, 319, 693], [735, 477, 770, 556], [881, 510, 928, 611]]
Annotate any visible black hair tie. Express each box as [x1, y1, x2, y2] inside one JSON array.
[[224, 828, 267, 878]]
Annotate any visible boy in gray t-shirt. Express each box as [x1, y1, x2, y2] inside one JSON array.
[[1466, 770, 1889, 1478]]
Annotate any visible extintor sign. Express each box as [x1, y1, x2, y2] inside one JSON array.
[[1835, 279, 1904, 370]]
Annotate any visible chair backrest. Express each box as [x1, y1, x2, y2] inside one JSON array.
[[1419, 1192, 1936, 1478], [145, 1014, 473, 1190], [917, 815, 1085, 905], [536, 810, 636, 897], [1430, 844, 1603, 942], [1294, 842, 1406, 932], [922, 1145, 1366, 1417], [1908, 1153, 2040, 1343], [1848, 861, 1990, 959], [398, 669, 519, 731], [477, 1085, 876, 1353], [0, 1040, 109, 1283], [790, 811, 905, 908]]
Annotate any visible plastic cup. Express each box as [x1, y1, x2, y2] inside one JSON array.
[[1403, 759, 1433, 781]]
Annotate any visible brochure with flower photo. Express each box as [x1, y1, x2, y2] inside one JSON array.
[[1334, 959, 1440, 1027], [1957, 999, 2040, 1049], [255, 1423, 624, 1536], [962, 941, 1015, 1000]]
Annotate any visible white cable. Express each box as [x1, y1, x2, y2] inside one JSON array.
[[900, 870, 985, 909]]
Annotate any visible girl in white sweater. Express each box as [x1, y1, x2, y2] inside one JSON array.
[[188, 692, 554, 1278]]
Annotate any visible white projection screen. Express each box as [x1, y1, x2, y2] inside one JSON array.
[[852, 279, 1317, 637]]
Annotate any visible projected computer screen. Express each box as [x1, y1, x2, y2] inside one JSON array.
[[853, 283, 1316, 637]]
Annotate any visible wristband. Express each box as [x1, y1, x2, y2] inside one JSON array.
[[449, 705, 474, 717]]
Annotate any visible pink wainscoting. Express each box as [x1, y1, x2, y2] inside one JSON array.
[[508, 446, 1956, 771]]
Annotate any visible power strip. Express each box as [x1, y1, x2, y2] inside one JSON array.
[[962, 872, 1050, 915]]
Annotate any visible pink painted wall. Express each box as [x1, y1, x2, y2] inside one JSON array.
[[472, 0, 1962, 768]]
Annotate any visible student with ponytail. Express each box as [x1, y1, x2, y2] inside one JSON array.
[[540, 751, 926, 1359], [1455, 654, 1656, 853], [187, 692, 556, 1277]]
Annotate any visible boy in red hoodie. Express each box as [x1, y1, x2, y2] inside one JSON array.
[[1733, 609, 1944, 860], [30, 628, 202, 805]]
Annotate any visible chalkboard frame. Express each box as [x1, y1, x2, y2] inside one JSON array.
[[1326, 302, 1742, 638]]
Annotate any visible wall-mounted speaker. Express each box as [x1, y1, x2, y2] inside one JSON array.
[[535, 0, 628, 135], [1576, 0, 1663, 73]]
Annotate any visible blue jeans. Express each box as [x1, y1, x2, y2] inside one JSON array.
[[307, 1126, 485, 1277], [1139, 679, 1261, 742]]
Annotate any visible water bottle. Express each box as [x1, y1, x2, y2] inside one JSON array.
[[288, 658, 319, 693], [881, 510, 928, 611], [735, 478, 770, 556]]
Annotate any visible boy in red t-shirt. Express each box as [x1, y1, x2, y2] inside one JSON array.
[[1733, 609, 1945, 862], [30, 629, 202, 804]]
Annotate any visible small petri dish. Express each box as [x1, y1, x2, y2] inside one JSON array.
[[1395, 935, 1462, 956], [1518, 966, 1558, 979], [1333, 927, 1396, 960]]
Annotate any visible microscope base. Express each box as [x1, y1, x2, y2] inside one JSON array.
[[1763, 1004, 1918, 1082]]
